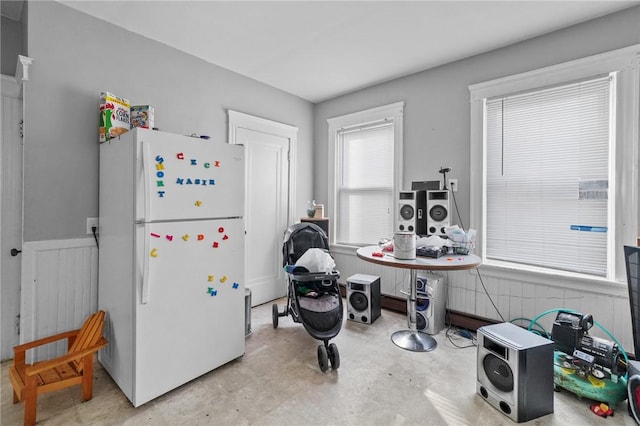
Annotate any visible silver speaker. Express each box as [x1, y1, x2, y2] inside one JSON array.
[[477, 322, 554, 423], [414, 272, 446, 335], [346, 274, 381, 325], [426, 190, 450, 236], [397, 191, 416, 233]]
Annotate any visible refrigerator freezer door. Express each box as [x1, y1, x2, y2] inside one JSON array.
[[136, 129, 244, 222], [133, 218, 245, 406]]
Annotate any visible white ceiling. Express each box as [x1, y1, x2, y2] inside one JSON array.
[[45, 1, 640, 102]]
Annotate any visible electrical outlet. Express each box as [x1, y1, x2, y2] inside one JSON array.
[[449, 179, 458, 192], [86, 217, 98, 234]]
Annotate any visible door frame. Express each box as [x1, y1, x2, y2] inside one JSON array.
[[227, 110, 297, 230], [227, 110, 297, 304]]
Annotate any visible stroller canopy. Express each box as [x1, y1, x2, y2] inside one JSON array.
[[283, 222, 329, 267]]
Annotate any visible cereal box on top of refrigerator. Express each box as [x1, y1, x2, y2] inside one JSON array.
[[99, 92, 130, 143], [130, 105, 155, 130]]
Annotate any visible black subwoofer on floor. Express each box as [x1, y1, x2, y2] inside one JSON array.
[[477, 322, 554, 423], [346, 274, 381, 325]]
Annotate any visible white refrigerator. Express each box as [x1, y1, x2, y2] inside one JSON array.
[[98, 128, 245, 407]]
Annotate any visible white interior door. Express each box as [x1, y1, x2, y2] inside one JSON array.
[[228, 111, 297, 306], [1, 75, 23, 360]]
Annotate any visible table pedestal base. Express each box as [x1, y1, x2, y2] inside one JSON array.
[[391, 330, 437, 352]]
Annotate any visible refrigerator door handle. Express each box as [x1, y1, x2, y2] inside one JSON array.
[[141, 223, 151, 304], [142, 140, 152, 222]]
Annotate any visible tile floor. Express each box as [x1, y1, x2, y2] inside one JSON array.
[[1, 298, 636, 425]]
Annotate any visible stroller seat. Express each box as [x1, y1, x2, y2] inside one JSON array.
[[272, 223, 343, 372]]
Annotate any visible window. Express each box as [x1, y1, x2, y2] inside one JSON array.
[[470, 45, 639, 283], [486, 76, 611, 276], [328, 102, 404, 247]]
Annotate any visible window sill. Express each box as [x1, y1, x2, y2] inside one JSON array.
[[478, 259, 628, 298], [330, 244, 362, 256]]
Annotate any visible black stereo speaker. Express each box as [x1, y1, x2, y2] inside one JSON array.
[[426, 190, 450, 236], [397, 191, 416, 233], [477, 322, 554, 423], [346, 274, 381, 325]]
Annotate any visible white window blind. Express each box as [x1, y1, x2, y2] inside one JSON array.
[[485, 75, 612, 276], [336, 122, 394, 245]]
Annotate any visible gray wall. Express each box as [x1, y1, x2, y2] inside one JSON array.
[[313, 5, 640, 231], [23, 1, 315, 242], [1, 16, 24, 76]]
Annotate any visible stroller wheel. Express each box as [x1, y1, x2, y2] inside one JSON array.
[[317, 344, 329, 372], [272, 304, 279, 328], [328, 343, 340, 370]]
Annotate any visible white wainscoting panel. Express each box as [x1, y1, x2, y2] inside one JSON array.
[[335, 250, 634, 354], [21, 238, 99, 362]]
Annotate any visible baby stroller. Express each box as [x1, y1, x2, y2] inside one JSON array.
[[272, 222, 343, 372]]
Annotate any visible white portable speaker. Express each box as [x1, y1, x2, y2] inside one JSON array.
[[346, 274, 381, 325], [397, 191, 416, 233], [426, 190, 450, 236], [477, 322, 554, 423]]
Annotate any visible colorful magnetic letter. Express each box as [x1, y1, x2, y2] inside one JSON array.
[[182, 234, 190, 241], [195, 200, 203, 207], [218, 227, 225, 233], [212, 242, 219, 248], [155, 155, 165, 197], [177, 152, 184, 160], [220, 276, 227, 283], [232, 282, 239, 289], [197, 234, 205, 241], [150, 232, 161, 238], [150, 248, 158, 257], [208, 275, 214, 282]]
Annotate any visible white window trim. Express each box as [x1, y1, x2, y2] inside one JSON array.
[[469, 44, 639, 288], [327, 101, 404, 251]]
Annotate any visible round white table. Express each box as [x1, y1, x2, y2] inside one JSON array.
[[356, 245, 481, 352]]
